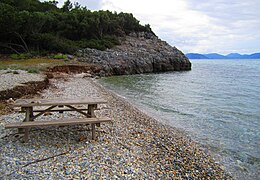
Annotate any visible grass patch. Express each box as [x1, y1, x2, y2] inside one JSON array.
[[10, 53, 32, 60], [0, 57, 65, 72], [27, 68, 39, 74]]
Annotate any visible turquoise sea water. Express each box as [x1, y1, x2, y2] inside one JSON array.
[[100, 59, 260, 179]]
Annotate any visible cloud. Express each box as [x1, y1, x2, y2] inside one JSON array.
[[99, 0, 260, 54]]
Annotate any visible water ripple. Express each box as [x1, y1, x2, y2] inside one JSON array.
[[101, 59, 260, 179]]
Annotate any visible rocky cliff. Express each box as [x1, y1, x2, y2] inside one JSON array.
[[78, 32, 191, 76]]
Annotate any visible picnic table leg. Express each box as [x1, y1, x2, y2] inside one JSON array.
[[88, 104, 98, 140], [91, 124, 96, 140], [18, 107, 34, 134], [18, 107, 26, 133], [24, 107, 33, 143], [88, 104, 100, 127], [87, 104, 96, 117]]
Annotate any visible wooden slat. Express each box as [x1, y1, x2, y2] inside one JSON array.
[[19, 108, 90, 113], [5, 117, 111, 129], [13, 98, 107, 107]]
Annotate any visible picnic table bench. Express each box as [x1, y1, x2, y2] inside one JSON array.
[[5, 98, 112, 142]]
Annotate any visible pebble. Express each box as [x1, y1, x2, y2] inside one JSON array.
[[0, 74, 232, 179]]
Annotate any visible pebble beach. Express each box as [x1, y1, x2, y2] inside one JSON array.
[[0, 69, 45, 92], [0, 73, 232, 179]]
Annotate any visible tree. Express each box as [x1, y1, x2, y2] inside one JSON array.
[[39, 1, 59, 12], [47, 0, 58, 7], [0, 3, 18, 35], [0, 0, 153, 54], [62, 0, 72, 12]]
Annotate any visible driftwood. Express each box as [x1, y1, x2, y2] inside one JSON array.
[[3, 151, 70, 178], [23, 151, 70, 167]]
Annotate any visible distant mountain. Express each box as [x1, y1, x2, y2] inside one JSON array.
[[226, 53, 242, 59], [203, 53, 226, 59], [186, 53, 209, 59], [186, 52, 260, 59], [248, 53, 260, 58]]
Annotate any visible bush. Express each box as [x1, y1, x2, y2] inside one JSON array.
[[29, 33, 78, 54], [10, 54, 19, 59], [27, 68, 39, 74], [53, 53, 67, 59], [10, 53, 32, 59], [76, 36, 120, 51]]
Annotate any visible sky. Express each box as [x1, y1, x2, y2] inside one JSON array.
[[48, 0, 260, 54]]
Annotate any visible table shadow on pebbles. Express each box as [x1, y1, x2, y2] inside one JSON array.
[[0, 75, 232, 179]]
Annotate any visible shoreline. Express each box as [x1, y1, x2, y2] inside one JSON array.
[[93, 78, 233, 176], [0, 75, 232, 179]]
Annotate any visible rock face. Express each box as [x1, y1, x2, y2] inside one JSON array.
[[78, 32, 191, 76]]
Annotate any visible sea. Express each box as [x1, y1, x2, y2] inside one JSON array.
[[100, 59, 260, 179]]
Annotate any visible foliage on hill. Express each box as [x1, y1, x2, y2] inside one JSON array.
[[0, 0, 153, 54]]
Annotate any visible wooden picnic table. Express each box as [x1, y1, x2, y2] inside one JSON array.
[[5, 98, 111, 142]]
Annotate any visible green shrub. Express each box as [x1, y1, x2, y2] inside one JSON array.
[[76, 36, 120, 51], [10, 53, 32, 60], [53, 53, 67, 59], [10, 54, 19, 59], [29, 33, 78, 54], [27, 68, 39, 74], [20, 53, 32, 59]]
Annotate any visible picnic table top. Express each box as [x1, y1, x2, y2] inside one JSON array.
[[13, 98, 107, 107]]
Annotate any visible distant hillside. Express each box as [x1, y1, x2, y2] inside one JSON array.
[[186, 52, 260, 59], [226, 53, 242, 59], [248, 53, 260, 59], [186, 53, 209, 59], [204, 53, 226, 59]]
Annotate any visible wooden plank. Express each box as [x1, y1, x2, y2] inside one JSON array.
[[5, 117, 111, 129], [19, 107, 101, 113], [13, 98, 107, 107], [19, 108, 90, 113]]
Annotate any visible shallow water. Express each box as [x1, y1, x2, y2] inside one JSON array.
[[100, 59, 260, 179]]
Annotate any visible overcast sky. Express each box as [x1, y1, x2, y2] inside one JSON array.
[[51, 0, 260, 54]]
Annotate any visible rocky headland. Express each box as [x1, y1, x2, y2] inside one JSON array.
[[77, 32, 191, 76]]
